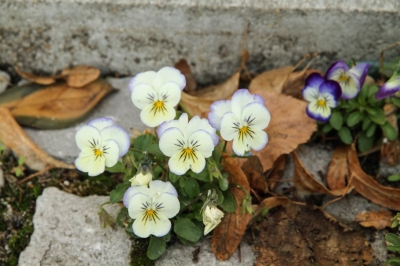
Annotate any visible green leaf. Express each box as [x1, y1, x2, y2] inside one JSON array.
[[381, 122, 398, 141], [386, 233, 400, 246], [18, 156, 25, 165], [387, 257, 400, 266], [387, 246, 400, 253], [147, 236, 166, 260], [220, 190, 237, 213], [173, 218, 202, 243], [362, 116, 372, 130], [184, 177, 201, 198], [134, 134, 153, 150], [169, 172, 180, 183], [145, 144, 164, 157], [389, 174, 400, 182], [191, 169, 209, 182], [392, 97, 400, 108], [357, 131, 374, 153], [110, 182, 130, 203], [218, 175, 229, 191], [106, 161, 125, 173], [368, 109, 386, 125], [329, 110, 343, 130], [322, 123, 333, 134], [347, 111, 363, 127], [366, 123, 377, 138], [338, 126, 352, 144]]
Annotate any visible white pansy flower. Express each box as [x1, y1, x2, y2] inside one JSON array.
[[209, 89, 271, 156], [202, 205, 224, 235], [129, 165, 153, 186], [129, 67, 186, 127], [158, 113, 218, 175], [75, 118, 130, 176], [123, 180, 180, 238]]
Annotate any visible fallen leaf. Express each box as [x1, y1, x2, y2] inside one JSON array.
[[293, 151, 349, 197], [0, 107, 74, 171], [257, 196, 290, 213], [281, 69, 322, 98], [15, 67, 56, 85], [381, 103, 399, 166], [326, 145, 348, 190], [251, 91, 317, 171], [61, 65, 101, 87], [174, 59, 197, 93], [265, 154, 286, 192], [180, 71, 239, 118], [354, 210, 393, 230], [211, 157, 251, 261], [348, 144, 400, 210], [241, 156, 267, 193], [248, 66, 294, 94], [0, 79, 115, 129]]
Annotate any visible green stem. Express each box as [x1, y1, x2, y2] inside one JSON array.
[[179, 101, 192, 118], [219, 141, 228, 163], [179, 193, 204, 213]]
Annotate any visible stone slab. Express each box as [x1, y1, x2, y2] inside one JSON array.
[[18, 187, 132, 266], [1, 1, 399, 86]]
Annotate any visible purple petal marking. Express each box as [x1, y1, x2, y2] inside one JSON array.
[[325, 61, 349, 79], [305, 73, 325, 88], [350, 62, 370, 86], [319, 80, 342, 100], [375, 78, 400, 100], [306, 105, 331, 123]]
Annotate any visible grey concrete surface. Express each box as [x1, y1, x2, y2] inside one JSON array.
[[1, 1, 399, 86]]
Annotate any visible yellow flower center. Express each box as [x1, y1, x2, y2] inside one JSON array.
[[143, 208, 160, 224], [179, 147, 197, 162], [317, 99, 326, 107], [339, 74, 350, 82], [238, 126, 254, 141], [151, 100, 167, 115], [94, 148, 103, 158]]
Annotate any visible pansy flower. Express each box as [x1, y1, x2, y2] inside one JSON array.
[[325, 60, 370, 99], [202, 205, 224, 235], [208, 89, 271, 156], [375, 72, 400, 100], [123, 180, 180, 238], [129, 67, 186, 127], [158, 113, 218, 175], [75, 118, 130, 176], [302, 73, 342, 122]]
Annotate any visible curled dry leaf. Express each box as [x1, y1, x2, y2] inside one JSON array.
[[174, 59, 197, 93], [250, 91, 316, 171], [249, 66, 294, 94], [0, 107, 74, 171], [211, 157, 251, 261], [0, 79, 115, 129], [266, 154, 286, 192], [293, 151, 350, 197], [241, 156, 267, 193], [281, 69, 323, 98], [61, 65, 101, 87], [347, 144, 400, 210], [180, 71, 240, 118], [326, 145, 348, 190], [354, 210, 393, 230], [15, 67, 56, 85]]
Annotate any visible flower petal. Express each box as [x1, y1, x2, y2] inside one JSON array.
[[319, 80, 342, 100], [154, 67, 186, 91], [247, 130, 269, 151], [131, 83, 158, 110], [232, 134, 248, 156], [75, 147, 106, 176], [241, 102, 271, 130], [128, 193, 151, 219], [157, 114, 186, 137], [159, 127, 185, 157], [128, 71, 156, 92], [186, 116, 218, 146], [168, 152, 191, 175], [302, 85, 320, 103], [305, 73, 324, 88], [88, 117, 114, 131], [149, 180, 178, 197], [350, 62, 369, 85], [220, 112, 241, 141], [338, 74, 360, 99], [306, 101, 332, 122], [376, 78, 400, 99], [148, 214, 171, 237], [158, 82, 182, 108], [123, 186, 149, 208], [75, 125, 101, 150], [153, 193, 180, 218], [100, 125, 130, 156], [208, 100, 232, 130], [140, 102, 176, 127], [325, 61, 349, 79], [102, 139, 120, 167], [189, 130, 215, 157], [231, 89, 263, 117]]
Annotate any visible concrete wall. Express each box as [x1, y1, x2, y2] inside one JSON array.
[[0, 0, 399, 84]]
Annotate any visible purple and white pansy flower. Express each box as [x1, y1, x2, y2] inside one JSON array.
[[208, 89, 271, 156], [325, 61, 370, 99], [75, 117, 130, 176], [302, 73, 342, 123], [375, 72, 400, 100], [129, 67, 186, 127]]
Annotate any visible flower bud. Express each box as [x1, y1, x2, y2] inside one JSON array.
[[202, 205, 224, 235], [129, 165, 152, 186]]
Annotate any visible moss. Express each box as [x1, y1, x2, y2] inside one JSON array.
[[130, 238, 155, 266]]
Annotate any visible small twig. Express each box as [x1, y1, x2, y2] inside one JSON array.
[[250, 188, 262, 202], [17, 167, 51, 185], [357, 144, 382, 157]]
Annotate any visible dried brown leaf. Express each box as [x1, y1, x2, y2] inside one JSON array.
[[8, 79, 115, 129], [281, 69, 322, 98], [293, 151, 349, 197], [348, 144, 400, 210], [248, 66, 294, 94], [174, 59, 197, 93], [0, 107, 74, 171], [326, 145, 348, 190], [15, 67, 56, 85], [62, 65, 101, 87], [266, 154, 286, 191], [241, 156, 267, 193], [354, 210, 392, 230], [251, 91, 317, 171], [180, 71, 239, 118], [211, 157, 251, 261]]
